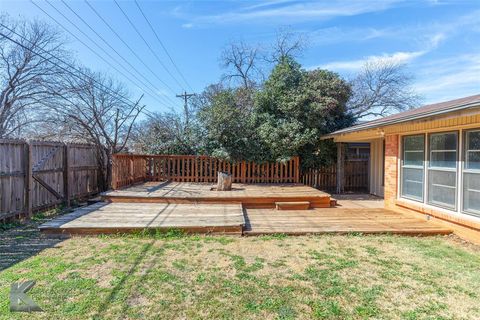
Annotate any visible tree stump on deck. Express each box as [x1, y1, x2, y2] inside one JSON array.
[[217, 171, 232, 191]]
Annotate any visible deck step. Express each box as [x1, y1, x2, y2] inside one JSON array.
[[275, 201, 311, 210], [330, 198, 337, 207]]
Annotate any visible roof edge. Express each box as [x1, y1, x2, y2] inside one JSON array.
[[322, 99, 480, 139]]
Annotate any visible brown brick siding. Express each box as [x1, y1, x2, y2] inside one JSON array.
[[384, 134, 399, 208]]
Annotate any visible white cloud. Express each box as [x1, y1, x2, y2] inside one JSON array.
[[309, 26, 390, 45], [311, 27, 446, 72], [308, 8, 479, 48], [241, 0, 298, 11], [181, 23, 193, 29], [313, 50, 427, 72], [414, 54, 480, 103], [178, 0, 401, 26], [429, 32, 446, 47]]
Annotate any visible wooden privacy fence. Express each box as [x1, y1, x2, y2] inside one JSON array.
[[302, 159, 369, 192], [112, 154, 300, 189], [344, 160, 370, 192], [0, 139, 102, 222]]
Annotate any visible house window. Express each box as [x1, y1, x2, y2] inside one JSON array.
[[427, 132, 458, 209], [382, 140, 385, 187], [401, 135, 425, 201], [463, 130, 480, 216]]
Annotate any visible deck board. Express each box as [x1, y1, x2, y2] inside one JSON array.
[[39, 202, 245, 235], [243, 208, 452, 235], [40, 183, 452, 237], [102, 182, 331, 208]]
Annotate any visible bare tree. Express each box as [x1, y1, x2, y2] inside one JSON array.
[[48, 68, 144, 188], [269, 26, 307, 63], [348, 59, 422, 119], [220, 41, 262, 89], [0, 15, 68, 138], [219, 27, 307, 91]]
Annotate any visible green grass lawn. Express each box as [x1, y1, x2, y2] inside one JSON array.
[[1, 231, 480, 319]]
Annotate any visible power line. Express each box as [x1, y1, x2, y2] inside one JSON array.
[[84, 0, 178, 96], [57, 0, 176, 108], [0, 23, 154, 120], [176, 91, 195, 126], [134, 0, 194, 92], [55, 0, 178, 109], [113, 0, 185, 92], [31, 0, 173, 109]]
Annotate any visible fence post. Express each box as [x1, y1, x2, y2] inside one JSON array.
[[147, 156, 152, 181], [129, 156, 134, 185], [241, 161, 246, 183], [194, 157, 198, 182], [24, 142, 33, 218], [294, 157, 300, 183], [63, 144, 70, 207], [336, 143, 345, 194], [111, 155, 117, 190]]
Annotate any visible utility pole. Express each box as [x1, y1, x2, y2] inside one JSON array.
[[176, 91, 195, 126]]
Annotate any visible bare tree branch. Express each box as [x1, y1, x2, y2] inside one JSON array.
[[0, 14, 68, 137], [268, 26, 308, 63], [347, 59, 422, 119], [219, 41, 262, 90]]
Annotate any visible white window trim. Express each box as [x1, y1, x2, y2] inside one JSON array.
[[400, 134, 425, 202], [397, 128, 480, 219], [462, 129, 480, 216], [427, 131, 459, 211]]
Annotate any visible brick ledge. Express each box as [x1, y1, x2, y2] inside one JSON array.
[[395, 199, 480, 232]]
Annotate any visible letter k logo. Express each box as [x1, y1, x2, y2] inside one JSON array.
[[10, 280, 42, 312]]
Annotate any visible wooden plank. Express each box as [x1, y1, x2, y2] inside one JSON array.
[[31, 145, 61, 172], [33, 174, 63, 200], [276, 201, 310, 210], [39, 197, 452, 237], [25, 142, 33, 218], [64, 144, 70, 207], [39, 202, 245, 235], [244, 207, 452, 236]]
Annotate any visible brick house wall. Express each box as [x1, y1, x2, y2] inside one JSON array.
[[384, 134, 399, 208]]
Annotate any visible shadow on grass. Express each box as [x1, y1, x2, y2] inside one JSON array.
[[0, 218, 69, 271], [93, 239, 156, 319]]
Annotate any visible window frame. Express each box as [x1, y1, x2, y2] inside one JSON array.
[[426, 131, 459, 211], [398, 128, 480, 219], [462, 129, 480, 217], [400, 134, 425, 202]]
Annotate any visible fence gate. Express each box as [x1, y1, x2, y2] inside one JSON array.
[[0, 139, 102, 223], [30, 141, 68, 211]]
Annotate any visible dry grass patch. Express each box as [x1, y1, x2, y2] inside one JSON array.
[[0, 232, 479, 319]]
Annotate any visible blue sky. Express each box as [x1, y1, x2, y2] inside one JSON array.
[[1, 0, 479, 115]]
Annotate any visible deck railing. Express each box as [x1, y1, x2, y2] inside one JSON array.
[[112, 154, 300, 189]]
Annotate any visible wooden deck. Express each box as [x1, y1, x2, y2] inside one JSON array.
[[39, 202, 245, 235], [102, 181, 332, 208], [243, 207, 452, 236], [40, 183, 451, 237], [39, 201, 452, 237]]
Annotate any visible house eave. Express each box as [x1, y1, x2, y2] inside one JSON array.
[[322, 101, 480, 140]]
